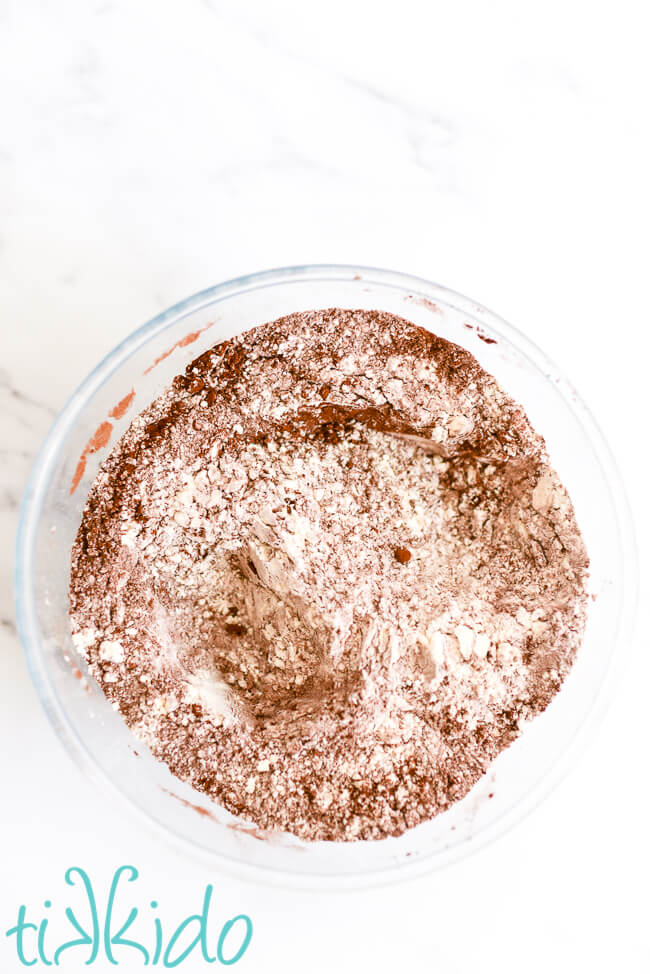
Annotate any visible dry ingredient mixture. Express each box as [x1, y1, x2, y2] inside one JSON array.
[[69, 309, 589, 841]]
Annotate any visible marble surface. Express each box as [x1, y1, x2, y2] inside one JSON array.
[[1, 1, 649, 971]]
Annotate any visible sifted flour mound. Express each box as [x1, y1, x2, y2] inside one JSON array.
[[69, 309, 588, 841]]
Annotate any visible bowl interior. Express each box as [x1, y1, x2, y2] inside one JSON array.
[[16, 266, 634, 886]]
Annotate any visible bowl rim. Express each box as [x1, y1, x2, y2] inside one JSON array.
[[14, 263, 639, 888]]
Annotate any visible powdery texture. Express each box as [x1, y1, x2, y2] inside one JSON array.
[[69, 309, 588, 841]]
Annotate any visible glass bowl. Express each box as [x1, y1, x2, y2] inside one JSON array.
[[15, 265, 637, 888]]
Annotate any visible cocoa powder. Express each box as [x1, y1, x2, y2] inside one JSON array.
[[69, 309, 588, 841]]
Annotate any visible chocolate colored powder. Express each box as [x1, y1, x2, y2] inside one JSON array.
[[69, 309, 588, 841]]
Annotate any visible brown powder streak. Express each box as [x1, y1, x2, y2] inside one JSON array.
[[109, 389, 136, 419], [70, 420, 113, 494], [143, 322, 215, 375]]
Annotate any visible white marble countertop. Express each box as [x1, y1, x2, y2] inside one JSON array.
[[1, 2, 649, 971]]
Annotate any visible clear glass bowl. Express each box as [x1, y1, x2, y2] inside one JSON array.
[[15, 265, 637, 888]]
